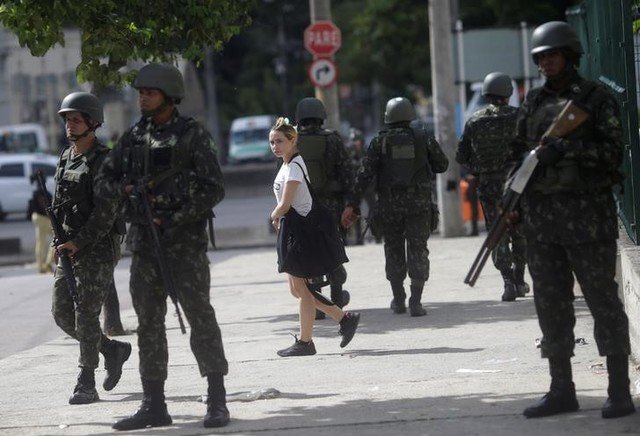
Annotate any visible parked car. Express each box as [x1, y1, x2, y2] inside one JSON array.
[[227, 115, 277, 165], [0, 123, 50, 154], [0, 153, 57, 220]]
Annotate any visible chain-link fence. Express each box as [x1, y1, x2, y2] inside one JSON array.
[[568, 0, 640, 243]]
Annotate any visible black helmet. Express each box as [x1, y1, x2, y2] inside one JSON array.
[[295, 97, 327, 121], [384, 97, 416, 124], [58, 92, 104, 124], [133, 63, 185, 100], [482, 72, 513, 98], [531, 21, 583, 62]]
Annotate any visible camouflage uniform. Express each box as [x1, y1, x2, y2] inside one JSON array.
[[347, 132, 378, 244], [97, 109, 228, 381], [510, 72, 629, 359], [351, 124, 448, 305], [51, 140, 121, 369], [297, 125, 353, 305], [456, 104, 527, 288]]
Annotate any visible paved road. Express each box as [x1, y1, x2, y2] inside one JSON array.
[[0, 193, 276, 259]]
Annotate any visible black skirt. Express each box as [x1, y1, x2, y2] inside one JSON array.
[[276, 203, 348, 278]]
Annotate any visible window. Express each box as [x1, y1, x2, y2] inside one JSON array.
[[32, 163, 57, 177], [0, 163, 25, 177]]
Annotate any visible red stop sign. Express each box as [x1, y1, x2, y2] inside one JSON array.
[[304, 21, 342, 57]]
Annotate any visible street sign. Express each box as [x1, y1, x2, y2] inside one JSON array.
[[304, 21, 342, 57], [308, 58, 338, 88]]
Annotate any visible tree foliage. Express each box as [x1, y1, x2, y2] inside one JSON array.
[[0, 0, 253, 88], [335, 0, 429, 94]]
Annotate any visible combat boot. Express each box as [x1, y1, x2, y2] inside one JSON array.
[[101, 338, 132, 391], [513, 265, 530, 297], [408, 284, 427, 317], [204, 373, 230, 428], [69, 368, 99, 404], [523, 357, 579, 418], [602, 355, 636, 419], [390, 281, 406, 314], [112, 379, 172, 431], [501, 280, 518, 302]]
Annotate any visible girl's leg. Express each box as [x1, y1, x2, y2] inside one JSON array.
[[314, 298, 344, 322], [291, 276, 316, 342]]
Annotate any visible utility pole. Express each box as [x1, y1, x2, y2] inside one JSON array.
[[203, 48, 223, 159], [308, 0, 340, 131], [429, 0, 464, 237]]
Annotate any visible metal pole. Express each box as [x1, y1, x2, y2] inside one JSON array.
[[429, 0, 464, 237], [203, 48, 223, 156], [309, 0, 340, 131], [521, 21, 532, 95], [456, 19, 467, 120]]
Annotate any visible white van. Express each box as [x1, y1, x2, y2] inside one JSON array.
[[0, 123, 50, 154], [0, 153, 58, 220], [227, 115, 277, 165]]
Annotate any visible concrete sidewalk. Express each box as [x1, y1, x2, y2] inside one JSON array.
[[0, 236, 638, 435]]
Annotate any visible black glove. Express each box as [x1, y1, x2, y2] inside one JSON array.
[[536, 136, 567, 166]]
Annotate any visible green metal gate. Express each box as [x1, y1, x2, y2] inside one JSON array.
[[567, 0, 640, 243]]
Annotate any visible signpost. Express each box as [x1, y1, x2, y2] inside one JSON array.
[[308, 58, 338, 88], [303, 16, 341, 130], [304, 21, 342, 58]]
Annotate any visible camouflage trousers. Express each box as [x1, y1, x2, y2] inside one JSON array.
[[527, 239, 630, 358], [477, 177, 526, 274], [130, 249, 228, 381], [381, 209, 431, 287], [52, 244, 115, 369]]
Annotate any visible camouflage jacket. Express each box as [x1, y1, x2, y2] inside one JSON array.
[[456, 104, 517, 178], [96, 109, 225, 252], [508, 72, 623, 243], [54, 140, 120, 254], [509, 73, 623, 194], [296, 125, 353, 204], [350, 124, 448, 212]]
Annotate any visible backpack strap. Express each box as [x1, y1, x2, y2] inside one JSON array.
[[292, 161, 318, 201]]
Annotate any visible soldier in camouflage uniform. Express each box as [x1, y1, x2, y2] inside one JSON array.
[[456, 72, 529, 302], [96, 64, 230, 430], [508, 22, 635, 419], [52, 92, 131, 405], [295, 97, 353, 313], [342, 97, 448, 316]]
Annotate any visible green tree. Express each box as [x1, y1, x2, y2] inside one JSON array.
[[0, 0, 253, 88], [336, 0, 430, 94]]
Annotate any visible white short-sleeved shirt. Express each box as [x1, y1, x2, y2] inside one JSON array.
[[273, 154, 312, 216]]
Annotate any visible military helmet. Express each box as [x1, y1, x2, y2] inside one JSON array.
[[295, 97, 327, 121], [530, 21, 583, 60], [384, 97, 416, 124], [58, 92, 104, 124], [482, 72, 513, 98], [133, 63, 185, 100]]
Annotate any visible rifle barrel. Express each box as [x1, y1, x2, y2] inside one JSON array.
[[35, 171, 79, 304], [138, 188, 187, 334]]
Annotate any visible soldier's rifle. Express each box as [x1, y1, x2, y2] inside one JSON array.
[[35, 170, 79, 304], [134, 180, 187, 334], [464, 100, 590, 287]]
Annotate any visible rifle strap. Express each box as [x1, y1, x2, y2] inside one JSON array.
[[207, 211, 216, 249]]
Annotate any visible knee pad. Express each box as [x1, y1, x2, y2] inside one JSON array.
[[328, 265, 347, 286]]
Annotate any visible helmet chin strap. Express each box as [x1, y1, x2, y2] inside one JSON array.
[[67, 127, 95, 142], [142, 98, 172, 118]]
